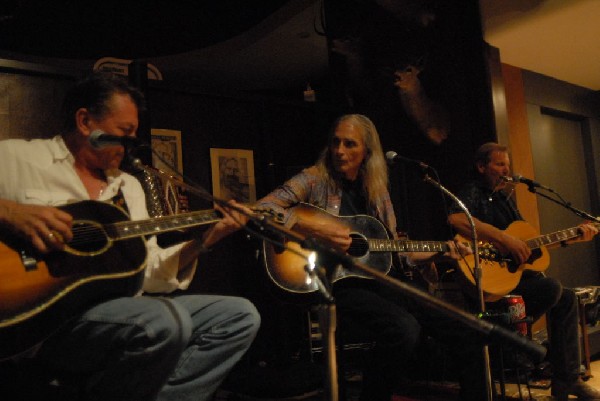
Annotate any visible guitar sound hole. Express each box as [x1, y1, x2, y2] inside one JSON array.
[[348, 234, 368, 257], [69, 222, 109, 253]]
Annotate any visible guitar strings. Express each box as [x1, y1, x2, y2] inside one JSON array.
[[63, 213, 310, 267], [64, 210, 221, 246]]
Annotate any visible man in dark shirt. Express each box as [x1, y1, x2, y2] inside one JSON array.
[[448, 142, 600, 400]]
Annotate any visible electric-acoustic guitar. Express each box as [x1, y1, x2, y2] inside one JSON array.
[[454, 220, 600, 302], [262, 203, 499, 294], [0, 200, 257, 360]]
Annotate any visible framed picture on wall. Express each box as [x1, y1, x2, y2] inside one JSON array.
[[151, 128, 183, 176], [210, 148, 256, 203]]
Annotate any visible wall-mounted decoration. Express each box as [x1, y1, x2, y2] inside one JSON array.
[[149, 129, 186, 215], [94, 57, 163, 80], [151, 129, 183, 176], [210, 148, 256, 204]]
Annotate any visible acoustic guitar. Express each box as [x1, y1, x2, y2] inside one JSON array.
[[454, 220, 599, 302], [262, 203, 491, 294], [0, 200, 237, 359]]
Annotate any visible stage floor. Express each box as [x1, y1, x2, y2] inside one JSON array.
[[216, 357, 600, 401]]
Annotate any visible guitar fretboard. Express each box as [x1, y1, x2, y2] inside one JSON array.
[[367, 239, 448, 253], [526, 222, 600, 250], [109, 210, 221, 240]]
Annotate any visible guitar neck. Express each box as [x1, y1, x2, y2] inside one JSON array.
[[108, 210, 221, 240], [526, 222, 600, 250], [368, 239, 449, 253]]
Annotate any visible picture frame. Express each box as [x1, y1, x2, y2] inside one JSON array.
[[151, 128, 183, 176], [210, 148, 256, 203]]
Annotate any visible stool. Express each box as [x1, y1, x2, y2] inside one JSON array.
[[574, 286, 599, 379], [307, 307, 375, 401]]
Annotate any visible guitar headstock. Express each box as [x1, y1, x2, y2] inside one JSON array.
[[251, 207, 285, 224], [477, 242, 504, 262]]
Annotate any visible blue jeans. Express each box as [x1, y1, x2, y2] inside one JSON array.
[[37, 294, 260, 401]]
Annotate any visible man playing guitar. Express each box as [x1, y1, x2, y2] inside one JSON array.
[[0, 72, 259, 401], [448, 142, 600, 401]]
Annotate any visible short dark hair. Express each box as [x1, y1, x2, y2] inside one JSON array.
[[60, 72, 146, 133], [474, 142, 508, 167]]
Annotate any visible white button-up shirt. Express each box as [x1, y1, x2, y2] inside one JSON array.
[[0, 135, 196, 293]]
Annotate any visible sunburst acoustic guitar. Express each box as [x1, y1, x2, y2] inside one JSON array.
[[262, 203, 498, 294]]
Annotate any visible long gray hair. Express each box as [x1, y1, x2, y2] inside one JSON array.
[[315, 114, 388, 208]]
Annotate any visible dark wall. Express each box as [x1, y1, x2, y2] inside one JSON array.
[[146, 84, 338, 210], [0, 65, 75, 140]]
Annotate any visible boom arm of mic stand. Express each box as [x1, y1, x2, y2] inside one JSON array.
[[533, 188, 600, 223], [346, 258, 546, 362]]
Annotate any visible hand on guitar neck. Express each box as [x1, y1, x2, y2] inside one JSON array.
[[568, 221, 599, 243], [494, 221, 597, 266], [198, 200, 254, 249]]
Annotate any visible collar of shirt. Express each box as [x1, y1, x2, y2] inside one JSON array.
[[51, 135, 126, 201]]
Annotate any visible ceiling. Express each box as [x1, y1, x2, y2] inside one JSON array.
[[0, 0, 598, 93], [480, 0, 600, 91], [0, 0, 329, 93]]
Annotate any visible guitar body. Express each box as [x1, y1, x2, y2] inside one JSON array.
[[455, 220, 550, 302], [0, 201, 147, 359], [263, 203, 392, 293]]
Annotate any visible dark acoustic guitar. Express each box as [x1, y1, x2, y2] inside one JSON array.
[[262, 203, 481, 294], [0, 200, 227, 359], [454, 220, 599, 302]]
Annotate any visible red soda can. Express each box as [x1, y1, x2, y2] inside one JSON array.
[[503, 295, 527, 336]]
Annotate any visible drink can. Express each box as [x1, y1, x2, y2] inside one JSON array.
[[503, 295, 527, 336]]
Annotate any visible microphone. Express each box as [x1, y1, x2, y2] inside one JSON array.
[[385, 151, 429, 169], [89, 130, 142, 149], [502, 175, 550, 190]]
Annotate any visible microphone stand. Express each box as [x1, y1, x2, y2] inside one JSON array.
[[523, 183, 600, 223], [421, 173, 494, 401], [303, 253, 339, 401]]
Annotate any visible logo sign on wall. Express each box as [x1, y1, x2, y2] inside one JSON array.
[[93, 57, 163, 80]]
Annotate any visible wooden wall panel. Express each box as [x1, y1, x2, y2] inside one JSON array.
[[501, 63, 540, 231]]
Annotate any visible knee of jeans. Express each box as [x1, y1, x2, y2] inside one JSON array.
[[542, 277, 564, 306], [229, 297, 261, 337], [151, 299, 193, 353]]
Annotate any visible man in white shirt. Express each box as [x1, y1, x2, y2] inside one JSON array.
[[0, 72, 260, 401]]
